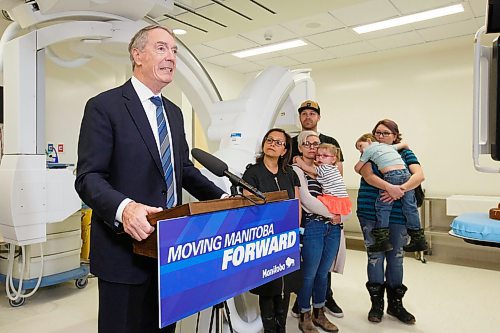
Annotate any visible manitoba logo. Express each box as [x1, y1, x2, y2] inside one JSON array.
[[262, 257, 295, 278]]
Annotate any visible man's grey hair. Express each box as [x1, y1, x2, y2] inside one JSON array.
[[128, 25, 174, 70]]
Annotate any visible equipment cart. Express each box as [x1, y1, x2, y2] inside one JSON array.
[[0, 264, 89, 307]]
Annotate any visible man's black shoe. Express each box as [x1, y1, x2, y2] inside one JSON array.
[[325, 298, 344, 318]]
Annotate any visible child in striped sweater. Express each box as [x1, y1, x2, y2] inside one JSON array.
[[295, 143, 352, 219]]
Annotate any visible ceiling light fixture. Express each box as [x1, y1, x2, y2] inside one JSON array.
[[232, 39, 307, 58], [173, 28, 187, 35], [353, 4, 464, 34]]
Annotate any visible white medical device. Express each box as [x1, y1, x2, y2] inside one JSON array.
[[472, 26, 500, 173], [0, 0, 314, 329]]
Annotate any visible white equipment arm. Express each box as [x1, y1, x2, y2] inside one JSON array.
[[472, 26, 500, 173]]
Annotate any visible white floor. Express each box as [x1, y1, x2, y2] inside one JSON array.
[[1, 249, 499, 333]]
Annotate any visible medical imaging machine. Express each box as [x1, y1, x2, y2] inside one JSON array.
[[0, 0, 313, 331], [449, 2, 500, 250]]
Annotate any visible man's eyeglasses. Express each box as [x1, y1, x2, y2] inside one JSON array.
[[316, 154, 335, 158], [374, 131, 393, 137], [153, 42, 178, 55], [264, 137, 285, 147], [302, 142, 320, 149]]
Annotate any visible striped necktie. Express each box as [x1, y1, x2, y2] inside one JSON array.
[[150, 96, 175, 208]]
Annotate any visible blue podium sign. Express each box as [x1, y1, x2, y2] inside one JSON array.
[[157, 199, 300, 328]]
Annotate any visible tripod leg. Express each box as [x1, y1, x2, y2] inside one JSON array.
[[224, 301, 234, 333], [216, 306, 220, 332], [209, 306, 216, 332]]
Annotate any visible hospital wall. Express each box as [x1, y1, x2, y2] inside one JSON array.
[[37, 34, 500, 200], [42, 59, 246, 166], [307, 35, 500, 197]]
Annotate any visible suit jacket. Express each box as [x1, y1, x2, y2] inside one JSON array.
[[75, 80, 224, 284]]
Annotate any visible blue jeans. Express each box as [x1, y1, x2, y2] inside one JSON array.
[[297, 218, 341, 312], [359, 218, 408, 287], [375, 169, 421, 230]]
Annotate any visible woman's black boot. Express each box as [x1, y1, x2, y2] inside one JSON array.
[[366, 282, 384, 323], [259, 296, 276, 332], [386, 284, 416, 324]]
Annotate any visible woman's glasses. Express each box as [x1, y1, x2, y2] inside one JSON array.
[[302, 141, 320, 149], [374, 131, 393, 137], [264, 137, 285, 147]]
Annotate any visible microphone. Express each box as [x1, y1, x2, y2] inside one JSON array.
[[191, 148, 266, 200]]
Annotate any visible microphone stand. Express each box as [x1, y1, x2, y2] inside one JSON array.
[[228, 181, 264, 205], [229, 181, 240, 197]]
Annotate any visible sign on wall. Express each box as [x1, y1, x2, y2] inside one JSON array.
[[157, 199, 300, 328]]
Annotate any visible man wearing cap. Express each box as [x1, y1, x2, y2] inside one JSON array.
[[290, 99, 345, 319], [291, 100, 343, 174]]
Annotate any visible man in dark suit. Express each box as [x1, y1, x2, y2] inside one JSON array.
[[289, 100, 345, 319], [75, 25, 225, 333]]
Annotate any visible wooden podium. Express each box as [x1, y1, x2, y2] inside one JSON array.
[[133, 191, 288, 258]]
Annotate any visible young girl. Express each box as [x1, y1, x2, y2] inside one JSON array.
[[295, 143, 352, 218], [354, 133, 427, 253]]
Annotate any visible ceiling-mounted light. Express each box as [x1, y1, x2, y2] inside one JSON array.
[[232, 39, 307, 58], [353, 4, 465, 34], [173, 28, 187, 35]]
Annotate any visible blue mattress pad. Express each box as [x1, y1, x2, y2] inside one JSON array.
[[450, 213, 500, 243]]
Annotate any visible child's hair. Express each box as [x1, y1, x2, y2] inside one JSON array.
[[318, 143, 339, 157], [355, 133, 377, 148]]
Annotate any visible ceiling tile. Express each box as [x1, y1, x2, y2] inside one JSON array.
[[226, 62, 264, 74], [417, 19, 479, 42], [411, 2, 474, 29], [288, 49, 336, 63], [203, 53, 249, 67], [390, 0, 460, 14], [305, 28, 362, 48], [275, 43, 321, 56], [468, 0, 487, 17], [176, 0, 213, 9], [353, 24, 416, 39], [326, 41, 377, 57], [239, 25, 297, 45], [281, 12, 344, 36], [475, 16, 486, 28], [252, 56, 301, 68], [203, 36, 259, 52], [369, 31, 426, 50], [188, 44, 224, 59], [159, 0, 489, 71], [329, 0, 399, 26]]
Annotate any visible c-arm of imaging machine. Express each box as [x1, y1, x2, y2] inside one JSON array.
[[0, 0, 314, 330], [0, 0, 314, 245]]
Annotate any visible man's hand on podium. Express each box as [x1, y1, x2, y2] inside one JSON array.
[[122, 201, 161, 241]]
